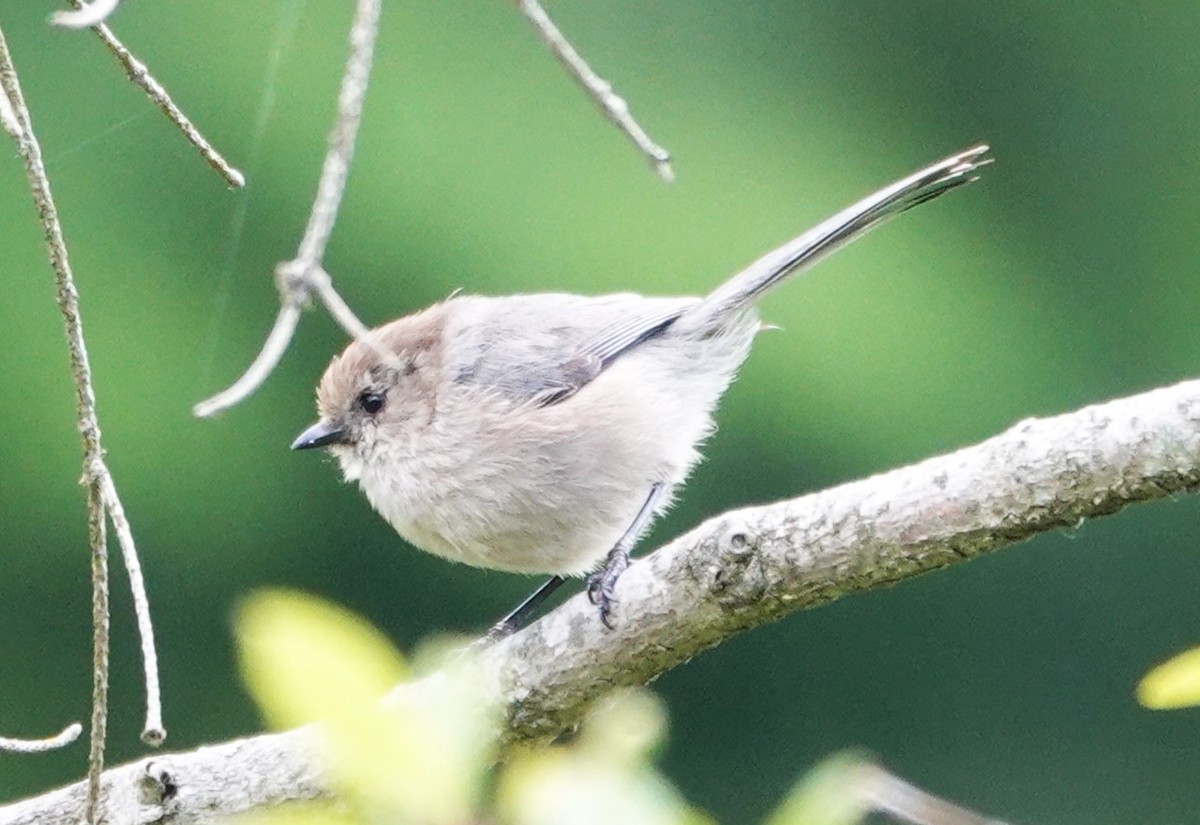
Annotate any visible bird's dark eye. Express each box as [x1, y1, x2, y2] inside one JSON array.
[[358, 391, 385, 415]]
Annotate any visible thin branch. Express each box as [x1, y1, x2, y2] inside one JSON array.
[[308, 265, 384, 345], [293, 0, 379, 265], [303, 265, 399, 368], [8, 375, 1200, 823], [192, 301, 304, 418], [84, 479, 109, 825], [97, 474, 164, 745], [0, 23, 165, 822], [195, 0, 675, 418], [194, 0, 384, 418], [774, 754, 1006, 825], [861, 763, 1007, 825], [515, 0, 674, 182], [57, 0, 244, 187], [0, 724, 83, 755]]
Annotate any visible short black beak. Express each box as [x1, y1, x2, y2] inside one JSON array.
[[291, 420, 349, 451]]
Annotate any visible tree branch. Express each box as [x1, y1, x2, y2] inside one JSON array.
[[514, 0, 674, 181], [192, 0, 383, 417], [0, 724, 83, 755], [0, 22, 164, 824], [83, 477, 109, 825], [6, 376, 1200, 823], [194, 0, 680, 420], [54, 0, 245, 188]]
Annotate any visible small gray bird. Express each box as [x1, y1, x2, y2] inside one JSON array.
[[292, 145, 991, 636]]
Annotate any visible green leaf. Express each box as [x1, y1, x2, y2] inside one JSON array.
[[1138, 646, 1200, 709], [764, 751, 874, 825], [234, 589, 496, 824], [235, 589, 408, 731], [234, 800, 363, 825], [496, 690, 711, 825]]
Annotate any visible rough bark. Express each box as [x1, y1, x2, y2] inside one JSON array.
[[6, 377, 1200, 824]]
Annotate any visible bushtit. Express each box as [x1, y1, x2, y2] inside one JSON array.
[[293, 145, 990, 635]]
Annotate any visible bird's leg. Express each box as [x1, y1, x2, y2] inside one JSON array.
[[483, 483, 666, 640], [587, 482, 665, 629], [484, 575, 566, 642]]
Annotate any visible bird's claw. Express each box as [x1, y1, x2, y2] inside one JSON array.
[[586, 549, 630, 630]]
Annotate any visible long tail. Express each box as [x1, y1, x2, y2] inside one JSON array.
[[677, 144, 992, 333]]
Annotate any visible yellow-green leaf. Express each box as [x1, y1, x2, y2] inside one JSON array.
[[577, 689, 669, 765], [235, 589, 408, 731], [235, 800, 362, 825], [234, 589, 496, 824], [1138, 646, 1200, 709], [764, 752, 874, 825], [496, 689, 709, 825]]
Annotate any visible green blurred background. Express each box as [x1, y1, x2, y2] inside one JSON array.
[[2, 0, 1200, 820]]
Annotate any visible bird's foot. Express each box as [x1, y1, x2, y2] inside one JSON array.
[[482, 617, 518, 645], [586, 548, 630, 630]]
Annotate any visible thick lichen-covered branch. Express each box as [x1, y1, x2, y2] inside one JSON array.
[[5, 377, 1200, 823]]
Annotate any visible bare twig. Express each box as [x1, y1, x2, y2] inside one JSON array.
[[193, 302, 304, 417], [97, 474, 164, 745], [773, 754, 1005, 825], [50, 0, 120, 30], [195, 0, 678, 417], [314, 270, 376, 341], [194, 0, 384, 417], [56, 0, 244, 187], [861, 763, 1006, 825], [8, 375, 1200, 823], [0, 23, 165, 821], [293, 0, 379, 266], [84, 479, 108, 825], [515, 0, 674, 181], [0, 723, 83, 755]]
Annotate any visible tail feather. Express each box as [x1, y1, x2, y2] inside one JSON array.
[[678, 145, 991, 333]]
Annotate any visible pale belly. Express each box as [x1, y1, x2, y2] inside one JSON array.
[[386, 510, 622, 575], [352, 448, 649, 576]]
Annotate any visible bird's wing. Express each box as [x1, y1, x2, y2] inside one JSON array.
[[445, 293, 697, 407]]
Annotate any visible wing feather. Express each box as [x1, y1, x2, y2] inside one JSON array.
[[445, 294, 697, 407]]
